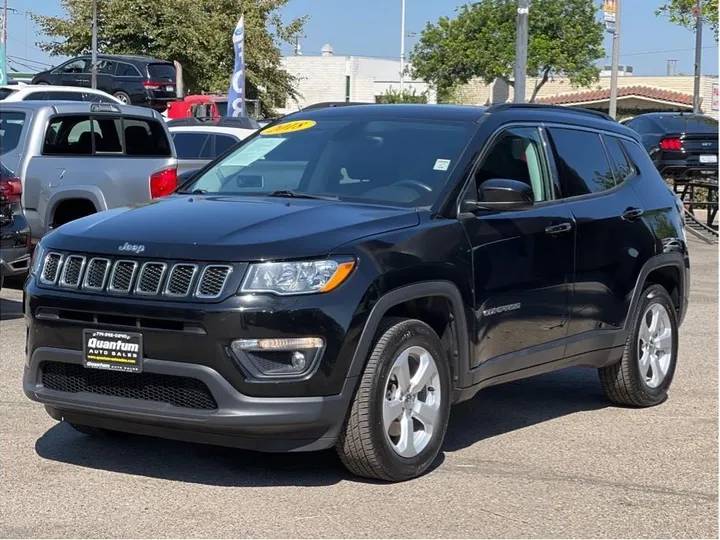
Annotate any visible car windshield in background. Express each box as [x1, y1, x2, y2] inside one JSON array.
[[0, 111, 26, 154], [655, 115, 718, 133], [148, 63, 176, 80], [180, 118, 474, 207]]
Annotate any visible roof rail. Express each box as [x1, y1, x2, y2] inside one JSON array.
[[216, 116, 261, 130], [165, 117, 210, 127], [299, 101, 369, 112], [486, 102, 615, 122]]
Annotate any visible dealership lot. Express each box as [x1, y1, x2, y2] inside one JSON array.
[[0, 237, 716, 538]]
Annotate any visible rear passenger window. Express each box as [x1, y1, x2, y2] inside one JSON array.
[[603, 136, 635, 182], [123, 118, 171, 157], [214, 135, 238, 156], [23, 92, 48, 101], [548, 128, 616, 197], [49, 91, 85, 101], [116, 63, 141, 77], [44, 115, 94, 155], [172, 133, 210, 159]]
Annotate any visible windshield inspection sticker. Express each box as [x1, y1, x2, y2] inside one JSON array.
[[434, 159, 451, 171], [261, 120, 316, 136]]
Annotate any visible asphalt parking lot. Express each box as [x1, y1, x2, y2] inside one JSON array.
[[1, 237, 717, 539]]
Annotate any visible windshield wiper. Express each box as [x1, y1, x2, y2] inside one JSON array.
[[267, 190, 339, 201], [177, 188, 208, 194]]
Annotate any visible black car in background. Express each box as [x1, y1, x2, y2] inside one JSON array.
[[624, 113, 718, 180], [31, 54, 177, 112], [0, 163, 31, 291]]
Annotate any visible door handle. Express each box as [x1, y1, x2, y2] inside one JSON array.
[[622, 207, 644, 221], [545, 222, 573, 236]]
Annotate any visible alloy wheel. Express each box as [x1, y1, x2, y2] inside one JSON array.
[[637, 303, 674, 389]]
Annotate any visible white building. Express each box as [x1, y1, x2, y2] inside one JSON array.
[[277, 44, 436, 114]]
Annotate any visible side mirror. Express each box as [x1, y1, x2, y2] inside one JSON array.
[[475, 178, 534, 210]]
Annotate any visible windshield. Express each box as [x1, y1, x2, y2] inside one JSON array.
[[180, 117, 474, 207]]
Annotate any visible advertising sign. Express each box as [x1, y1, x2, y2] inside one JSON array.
[[712, 83, 718, 111]]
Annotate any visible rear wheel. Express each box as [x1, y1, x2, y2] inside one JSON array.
[[113, 91, 131, 104], [599, 284, 678, 407], [336, 318, 451, 482]]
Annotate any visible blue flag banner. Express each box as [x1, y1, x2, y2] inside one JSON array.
[[228, 15, 246, 117]]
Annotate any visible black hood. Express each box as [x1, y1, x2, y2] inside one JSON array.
[[44, 195, 420, 261]]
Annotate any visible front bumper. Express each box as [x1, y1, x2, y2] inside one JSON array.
[[24, 347, 357, 451]]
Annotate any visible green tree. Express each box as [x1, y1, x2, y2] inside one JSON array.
[[30, 0, 307, 115], [376, 88, 428, 104], [409, 0, 604, 102], [656, 0, 719, 41]]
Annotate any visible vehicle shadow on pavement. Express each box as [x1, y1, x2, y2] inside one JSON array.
[[34, 367, 603, 486], [443, 367, 608, 452], [0, 297, 23, 321]]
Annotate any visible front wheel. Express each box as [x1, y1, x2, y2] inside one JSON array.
[[599, 284, 678, 407], [336, 318, 452, 482]]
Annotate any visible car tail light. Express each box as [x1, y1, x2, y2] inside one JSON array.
[[142, 81, 169, 90], [0, 176, 22, 204], [660, 137, 682, 151], [150, 168, 177, 198]]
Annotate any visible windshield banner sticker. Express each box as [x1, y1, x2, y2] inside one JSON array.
[[434, 159, 451, 171], [261, 120, 316, 136]]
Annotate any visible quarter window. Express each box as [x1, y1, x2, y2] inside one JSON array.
[[214, 134, 238, 156], [172, 133, 211, 159], [472, 126, 552, 203], [116, 63, 142, 77], [603, 135, 635, 183], [547, 128, 616, 197], [123, 118, 171, 157]]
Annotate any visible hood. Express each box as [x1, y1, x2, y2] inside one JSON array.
[[45, 195, 420, 261]]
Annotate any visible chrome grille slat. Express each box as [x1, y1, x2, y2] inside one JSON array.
[[135, 262, 167, 295], [107, 260, 138, 293], [165, 264, 198, 297], [59, 255, 86, 288], [195, 265, 233, 299], [82, 258, 111, 290], [40, 253, 63, 285]]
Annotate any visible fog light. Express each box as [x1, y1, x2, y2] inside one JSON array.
[[291, 351, 307, 370], [230, 337, 324, 379]]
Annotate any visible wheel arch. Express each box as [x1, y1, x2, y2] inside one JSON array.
[[45, 188, 105, 232], [346, 280, 472, 393], [624, 252, 688, 330]]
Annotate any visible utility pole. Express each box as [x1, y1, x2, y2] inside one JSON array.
[[1, 0, 7, 86], [608, 0, 621, 119], [692, 0, 702, 113], [513, 0, 529, 103], [91, 0, 97, 89], [399, 0, 406, 94]]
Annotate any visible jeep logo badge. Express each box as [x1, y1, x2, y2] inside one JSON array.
[[118, 242, 145, 254]]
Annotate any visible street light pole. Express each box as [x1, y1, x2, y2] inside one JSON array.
[[513, 0, 529, 103], [91, 0, 97, 89], [608, 0, 622, 119], [399, 0, 406, 94], [692, 0, 703, 113]]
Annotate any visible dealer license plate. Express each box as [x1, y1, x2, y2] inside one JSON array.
[[699, 155, 717, 164], [83, 329, 143, 373], [166, 85, 174, 92]]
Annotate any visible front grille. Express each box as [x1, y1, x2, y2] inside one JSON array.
[[41, 362, 218, 410], [196, 266, 232, 298], [38, 252, 239, 300], [108, 261, 137, 293], [136, 262, 166, 295], [40, 253, 63, 284], [59, 255, 85, 288]]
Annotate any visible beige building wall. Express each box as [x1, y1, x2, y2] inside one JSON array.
[[455, 75, 719, 118]]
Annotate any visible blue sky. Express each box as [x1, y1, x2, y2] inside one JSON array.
[[6, 0, 719, 76]]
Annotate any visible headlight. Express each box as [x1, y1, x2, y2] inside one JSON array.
[[240, 259, 356, 295], [29, 243, 45, 276]]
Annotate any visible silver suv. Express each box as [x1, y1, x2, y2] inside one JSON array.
[[0, 101, 177, 240]]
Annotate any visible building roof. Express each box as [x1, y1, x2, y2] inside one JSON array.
[[536, 85, 694, 107], [290, 103, 489, 122]]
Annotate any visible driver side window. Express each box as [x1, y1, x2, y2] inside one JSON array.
[[472, 126, 552, 204]]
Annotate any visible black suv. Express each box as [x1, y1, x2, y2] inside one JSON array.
[[23, 104, 690, 482], [31, 54, 176, 111]]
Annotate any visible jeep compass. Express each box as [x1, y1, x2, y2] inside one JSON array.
[[23, 103, 690, 482]]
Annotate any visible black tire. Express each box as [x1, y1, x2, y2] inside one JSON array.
[[113, 91, 131, 104], [599, 284, 678, 407], [336, 318, 452, 482]]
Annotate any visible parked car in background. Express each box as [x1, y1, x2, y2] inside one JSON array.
[[623, 112, 718, 180], [0, 84, 122, 104], [23, 103, 689, 482], [0, 101, 178, 240], [168, 117, 258, 173], [166, 94, 229, 120], [0, 163, 32, 290], [30, 54, 177, 112]]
